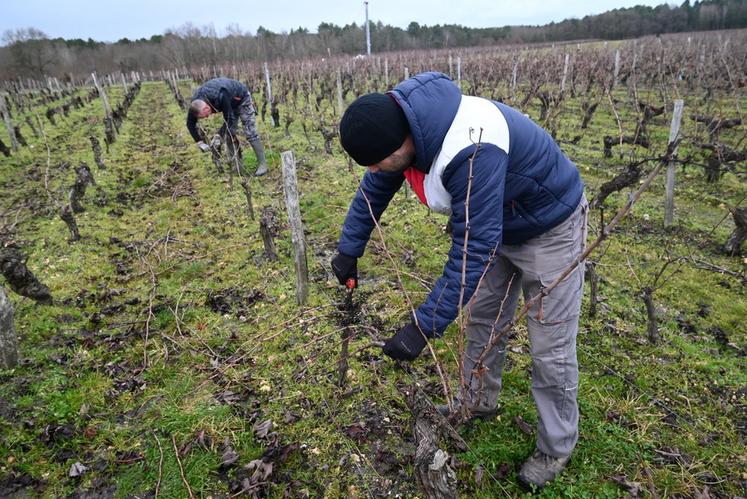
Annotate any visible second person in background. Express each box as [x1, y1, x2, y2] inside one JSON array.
[[186, 76, 268, 177]]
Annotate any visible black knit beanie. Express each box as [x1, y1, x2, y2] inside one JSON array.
[[339, 93, 410, 166]]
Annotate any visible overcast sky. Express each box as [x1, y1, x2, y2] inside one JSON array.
[[3, 0, 669, 42]]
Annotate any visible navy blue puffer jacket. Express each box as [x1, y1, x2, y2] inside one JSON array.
[[338, 72, 583, 337]]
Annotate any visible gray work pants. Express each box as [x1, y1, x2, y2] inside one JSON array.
[[231, 93, 260, 143], [462, 196, 588, 458]]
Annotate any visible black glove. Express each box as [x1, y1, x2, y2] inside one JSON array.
[[383, 323, 427, 361], [331, 252, 357, 287]]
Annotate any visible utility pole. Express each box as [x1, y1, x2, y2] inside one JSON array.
[[364, 1, 371, 56]]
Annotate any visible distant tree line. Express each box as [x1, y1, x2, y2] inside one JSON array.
[[1, 0, 745, 80]]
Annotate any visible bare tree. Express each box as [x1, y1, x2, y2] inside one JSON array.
[[2, 28, 57, 78]]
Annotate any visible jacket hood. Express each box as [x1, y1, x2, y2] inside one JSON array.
[[388, 72, 462, 173]]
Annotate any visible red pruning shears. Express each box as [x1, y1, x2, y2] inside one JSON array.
[[346, 277, 357, 290]]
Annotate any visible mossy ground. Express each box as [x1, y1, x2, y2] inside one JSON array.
[[0, 57, 744, 498]]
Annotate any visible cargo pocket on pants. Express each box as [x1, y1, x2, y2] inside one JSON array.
[[535, 267, 583, 325]]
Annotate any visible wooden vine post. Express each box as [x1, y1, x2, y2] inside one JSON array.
[[0, 94, 19, 151], [456, 56, 461, 88], [561, 52, 570, 94], [664, 99, 685, 228], [91, 72, 117, 141], [336, 68, 344, 117], [0, 286, 18, 369], [263, 62, 275, 127], [281, 151, 308, 305], [91, 72, 113, 121]]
